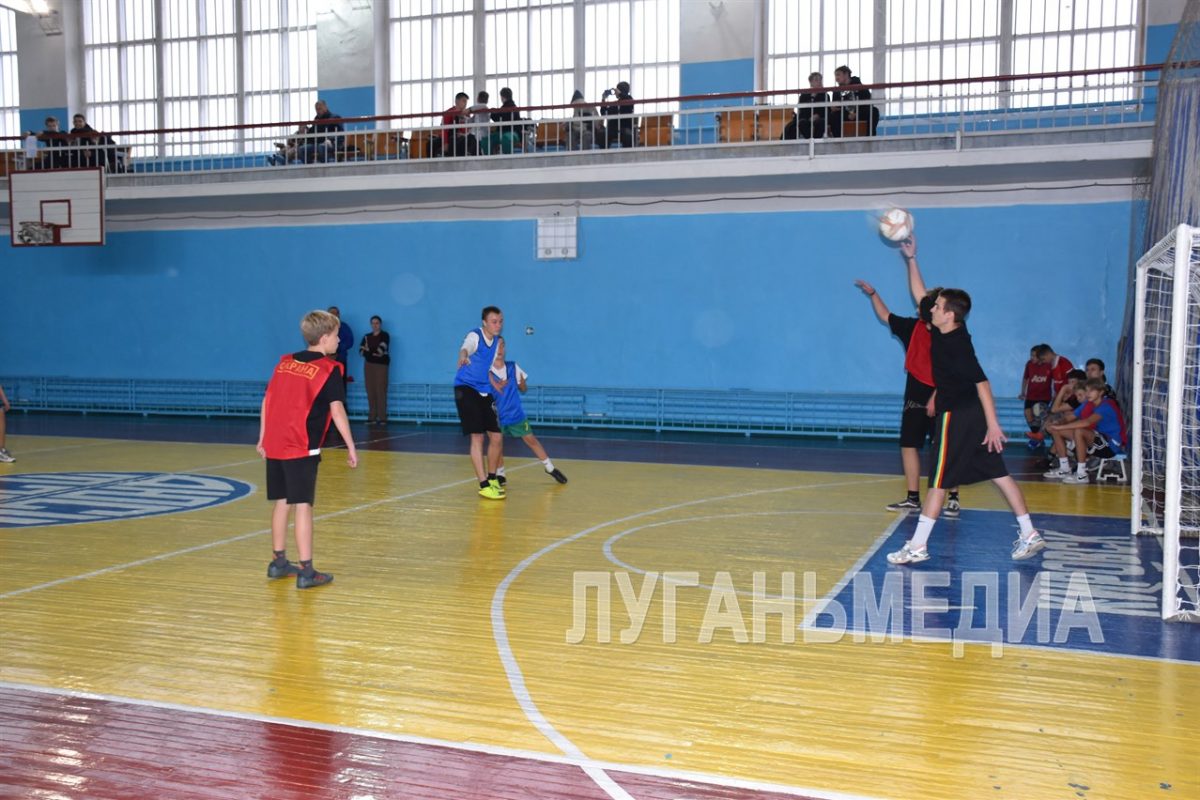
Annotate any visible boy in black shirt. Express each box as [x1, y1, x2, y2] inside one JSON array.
[[888, 289, 1046, 565]]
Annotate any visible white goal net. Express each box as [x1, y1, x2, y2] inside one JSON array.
[[1133, 224, 1200, 621]]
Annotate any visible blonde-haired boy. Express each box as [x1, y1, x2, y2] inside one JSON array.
[[256, 309, 358, 588]]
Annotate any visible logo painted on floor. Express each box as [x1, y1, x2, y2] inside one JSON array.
[[0, 472, 254, 528], [807, 511, 1200, 662]]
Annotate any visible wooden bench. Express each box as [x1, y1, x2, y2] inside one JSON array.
[[535, 121, 567, 150], [756, 107, 796, 141], [717, 110, 757, 143], [408, 129, 438, 159], [639, 114, 674, 147]]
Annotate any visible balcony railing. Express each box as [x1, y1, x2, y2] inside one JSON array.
[[0, 65, 1160, 178]]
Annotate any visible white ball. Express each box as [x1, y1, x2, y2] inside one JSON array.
[[879, 208, 914, 242]]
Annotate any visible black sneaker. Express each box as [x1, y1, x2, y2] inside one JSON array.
[[943, 497, 962, 518], [886, 497, 921, 512], [296, 569, 334, 589], [267, 558, 300, 579], [547, 468, 568, 484], [497, 474, 507, 486]]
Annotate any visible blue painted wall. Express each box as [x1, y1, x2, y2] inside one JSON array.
[[679, 58, 756, 145], [2, 202, 1132, 393], [320, 86, 376, 124], [20, 106, 70, 136]]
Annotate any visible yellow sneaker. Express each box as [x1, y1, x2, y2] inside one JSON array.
[[479, 482, 505, 500]]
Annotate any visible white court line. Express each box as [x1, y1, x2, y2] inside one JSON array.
[[0, 680, 883, 800], [799, 513, 907, 630], [491, 476, 895, 800], [0, 462, 540, 602]]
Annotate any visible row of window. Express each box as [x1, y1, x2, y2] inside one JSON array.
[[0, 1, 1142, 149]]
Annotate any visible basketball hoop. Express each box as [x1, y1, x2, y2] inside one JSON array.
[[15, 221, 63, 246]]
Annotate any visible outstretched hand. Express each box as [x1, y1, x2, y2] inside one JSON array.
[[982, 424, 1007, 453], [899, 235, 917, 260], [854, 279, 876, 296]]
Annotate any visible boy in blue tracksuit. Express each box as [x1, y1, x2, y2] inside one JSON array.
[[488, 337, 568, 485]]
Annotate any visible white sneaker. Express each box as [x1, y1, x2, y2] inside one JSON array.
[[0, 448, 14, 463], [1012, 532, 1047, 560], [887, 541, 930, 565], [1042, 467, 1070, 479], [1062, 472, 1090, 485]]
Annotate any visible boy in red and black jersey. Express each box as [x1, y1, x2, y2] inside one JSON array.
[[257, 310, 358, 589]]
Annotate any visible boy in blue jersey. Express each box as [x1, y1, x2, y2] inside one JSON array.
[[488, 337, 568, 485], [455, 306, 506, 500], [1043, 378, 1126, 485]]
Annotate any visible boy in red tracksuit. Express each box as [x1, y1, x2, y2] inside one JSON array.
[[257, 310, 358, 589]]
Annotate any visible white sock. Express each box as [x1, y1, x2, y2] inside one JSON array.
[[542, 458, 555, 472], [1075, 464, 1088, 476], [910, 515, 936, 550], [1058, 457, 1070, 471], [1016, 514, 1035, 538], [496, 466, 506, 477]]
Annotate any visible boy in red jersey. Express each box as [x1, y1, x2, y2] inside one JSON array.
[[257, 310, 358, 589], [1036, 344, 1074, 398], [1020, 345, 1053, 444]]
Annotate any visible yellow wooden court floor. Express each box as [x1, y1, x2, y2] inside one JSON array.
[[0, 419, 1196, 800]]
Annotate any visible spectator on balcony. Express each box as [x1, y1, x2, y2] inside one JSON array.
[[568, 89, 602, 150], [440, 92, 478, 157], [600, 81, 635, 149], [828, 67, 879, 137], [783, 72, 829, 140], [298, 99, 344, 163], [489, 87, 527, 154], [468, 90, 494, 154], [268, 123, 311, 166], [70, 113, 122, 172], [28, 116, 69, 169]]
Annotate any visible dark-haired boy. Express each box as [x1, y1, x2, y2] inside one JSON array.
[[888, 289, 1045, 565], [455, 305, 505, 499], [257, 310, 358, 589]]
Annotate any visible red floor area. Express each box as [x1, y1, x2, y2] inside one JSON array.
[[0, 685, 815, 800]]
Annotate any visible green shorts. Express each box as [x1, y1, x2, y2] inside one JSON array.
[[501, 419, 532, 438]]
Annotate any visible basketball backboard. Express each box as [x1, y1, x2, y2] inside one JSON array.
[[8, 169, 105, 247]]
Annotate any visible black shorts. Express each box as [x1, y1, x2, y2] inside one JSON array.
[[1087, 432, 1122, 459], [454, 384, 499, 435], [266, 455, 321, 505], [1024, 399, 1050, 410], [899, 404, 935, 449], [928, 403, 1009, 489]]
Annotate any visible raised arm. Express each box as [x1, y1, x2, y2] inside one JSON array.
[[900, 235, 927, 304], [855, 279, 891, 324]]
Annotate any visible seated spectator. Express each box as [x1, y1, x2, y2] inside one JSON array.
[[439, 92, 477, 157], [1035, 343, 1075, 398], [468, 90, 493, 154], [600, 81, 635, 149], [70, 113, 123, 171], [489, 87, 528, 154], [1085, 357, 1118, 401], [568, 89, 602, 150], [268, 123, 311, 166], [1043, 378, 1127, 484], [1044, 368, 1088, 428], [782, 72, 829, 140], [1020, 344, 1054, 445], [828, 67, 879, 137], [28, 116, 69, 169], [298, 100, 344, 163]]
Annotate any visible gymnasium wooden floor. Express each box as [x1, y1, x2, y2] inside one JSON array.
[[0, 414, 1196, 800]]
